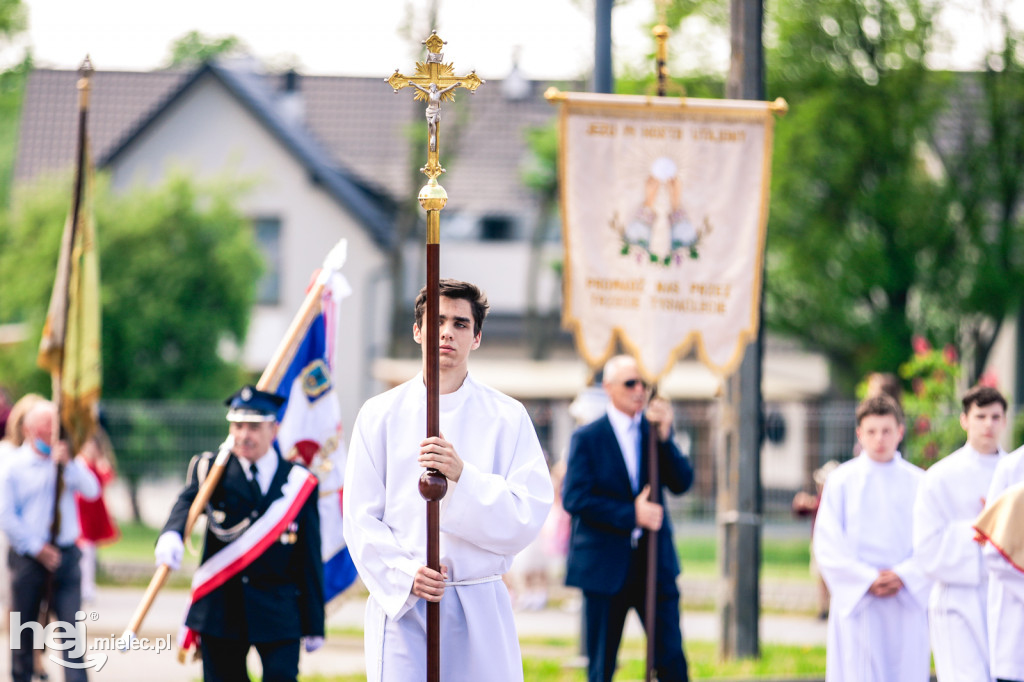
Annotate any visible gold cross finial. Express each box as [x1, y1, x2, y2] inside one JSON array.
[[386, 32, 484, 180]]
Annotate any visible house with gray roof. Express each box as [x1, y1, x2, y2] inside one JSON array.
[[15, 58, 836, 489]]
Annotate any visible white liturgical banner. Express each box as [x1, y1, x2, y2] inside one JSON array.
[[550, 91, 783, 379]]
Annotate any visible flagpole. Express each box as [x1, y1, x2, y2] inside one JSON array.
[[48, 56, 94, 544], [645, 385, 661, 682], [121, 240, 348, 645], [642, 17, 670, 679]]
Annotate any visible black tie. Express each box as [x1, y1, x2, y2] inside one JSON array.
[[248, 462, 262, 499]]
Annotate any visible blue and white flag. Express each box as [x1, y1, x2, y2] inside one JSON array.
[[274, 254, 358, 604]]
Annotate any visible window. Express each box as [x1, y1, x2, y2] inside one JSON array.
[[479, 215, 515, 241], [253, 217, 281, 305]]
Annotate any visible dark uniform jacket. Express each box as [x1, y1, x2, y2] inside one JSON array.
[[163, 450, 325, 642], [562, 414, 694, 595]]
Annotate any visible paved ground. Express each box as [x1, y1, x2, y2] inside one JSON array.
[[1, 583, 827, 681]]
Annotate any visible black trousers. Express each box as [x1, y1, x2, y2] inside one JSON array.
[[200, 633, 300, 682], [8, 546, 88, 682], [582, 541, 689, 682]]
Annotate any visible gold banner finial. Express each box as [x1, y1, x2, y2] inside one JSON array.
[[78, 55, 94, 108]]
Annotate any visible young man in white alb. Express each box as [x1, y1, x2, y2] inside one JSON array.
[[814, 395, 931, 681], [975, 416, 1024, 682], [343, 279, 553, 681], [914, 385, 1007, 681]]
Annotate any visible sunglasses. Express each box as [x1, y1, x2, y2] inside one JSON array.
[[623, 378, 647, 389]]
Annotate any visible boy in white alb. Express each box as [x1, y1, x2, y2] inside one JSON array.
[[813, 395, 931, 681], [914, 385, 1007, 682], [343, 279, 553, 682], [975, 439, 1024, 681]]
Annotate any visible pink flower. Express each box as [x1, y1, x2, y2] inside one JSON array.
[[979, 371, 999, 388], [943, 345, 959, 364], [915, 416, 931, 435], [912, 336, 931, 355]]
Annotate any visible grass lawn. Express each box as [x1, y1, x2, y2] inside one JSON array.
[[99, 522, 814, 585], [678, 535, 814, 581], [97, 521, 204, 588]]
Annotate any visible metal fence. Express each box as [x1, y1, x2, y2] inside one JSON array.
[[103, 398, 862, 521], [103, 401, 227, 482]]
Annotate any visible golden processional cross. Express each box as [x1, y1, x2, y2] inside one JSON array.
[[386, 32, 483, 682]]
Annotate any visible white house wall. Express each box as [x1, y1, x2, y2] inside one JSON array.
[[440, 240, 562, 313], [105, 72, 389, 428], [761, 402, 808, 489]]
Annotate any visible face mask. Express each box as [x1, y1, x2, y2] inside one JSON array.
[[33, 438, 52, 456]]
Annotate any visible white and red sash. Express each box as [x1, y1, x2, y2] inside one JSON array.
[[178, 465, 318, 661]]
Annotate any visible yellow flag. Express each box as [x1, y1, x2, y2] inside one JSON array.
[[38, 156, 101, 454]]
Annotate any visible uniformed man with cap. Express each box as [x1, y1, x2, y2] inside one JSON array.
[[155, 385, 325, 682]]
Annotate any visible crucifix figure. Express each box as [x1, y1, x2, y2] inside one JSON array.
[[409, 80, 462, 152]]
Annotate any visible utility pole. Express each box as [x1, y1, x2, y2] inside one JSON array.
[[594, 0, 613, 93], [718, 0, 764, 660]]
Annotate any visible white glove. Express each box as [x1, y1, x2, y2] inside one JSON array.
[[154, 531, 184, 570], [303, 636, 324, 653]]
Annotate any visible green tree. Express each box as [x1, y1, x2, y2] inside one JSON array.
[[0, 172, 262, 399], [764, 0, 954, 389], [923, 18, 1024, 384], [164, 30, 247, 68], [0, 0, 24, 37], [0, 0, 28, 208], [0, 173, 262, 518], [520, 123, 562, 360]]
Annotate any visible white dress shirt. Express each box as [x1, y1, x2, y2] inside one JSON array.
[[0, 442, 100, 556], [607, 404, 642, 493], [244, 448, 278, 496]]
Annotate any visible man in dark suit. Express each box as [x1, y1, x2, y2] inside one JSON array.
[[563, 355, 694, 682], [155, 386, 325, 682]]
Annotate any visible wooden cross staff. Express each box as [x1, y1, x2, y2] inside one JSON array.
[[387, 32, 482, 682]]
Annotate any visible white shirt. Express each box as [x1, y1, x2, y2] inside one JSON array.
[[244, 448, 278, 495], [606, 405, 642, 493], [0, 442, 100, 555]]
